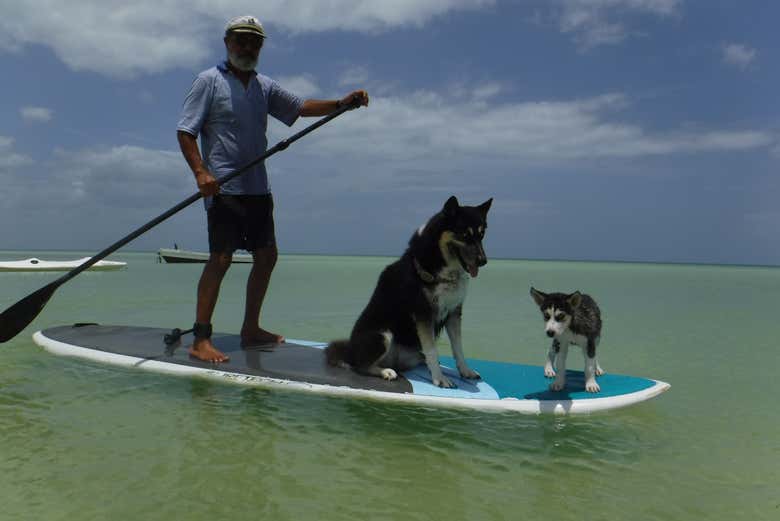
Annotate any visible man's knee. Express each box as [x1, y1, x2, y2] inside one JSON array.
[[207, 252, 233, 273], [252, 245, 278, 270]]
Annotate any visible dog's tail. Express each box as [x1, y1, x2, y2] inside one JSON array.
[[325, 339, 351, 368]]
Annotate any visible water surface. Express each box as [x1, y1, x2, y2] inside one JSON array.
[[1, 252, 777, 520]]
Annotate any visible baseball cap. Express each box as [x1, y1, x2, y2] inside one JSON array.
[[225, 15, 265, 38]]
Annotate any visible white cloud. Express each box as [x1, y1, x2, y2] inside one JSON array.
[[336, 66, 403, 98], [722, 43, 757, 70], [0, 137, 34, 210], [3, 88, 775, 216], [557, 0, 681, 49], [0, 136, 33, 169], [275, 89, 772, 171], [472, 82, 503, 101], [20, 106, 53, 123], [0, 144, 198, 247], [338, 66, 370, 87], [0, 0, 494, 78], [276, 74, 321, 98], [47, 145, 189, 209]]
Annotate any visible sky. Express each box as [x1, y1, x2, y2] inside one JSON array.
[[1, 0, 778, 265]]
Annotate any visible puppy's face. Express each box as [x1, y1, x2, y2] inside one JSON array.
[[530, 288, 582, 338], [439, 196, 493, 278]]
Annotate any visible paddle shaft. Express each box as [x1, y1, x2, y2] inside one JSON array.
[[54, 101, 357, 286]]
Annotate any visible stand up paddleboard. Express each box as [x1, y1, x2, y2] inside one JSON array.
[[33, 324, 669, 414]]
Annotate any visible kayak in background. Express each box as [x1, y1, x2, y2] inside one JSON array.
[[0, 257, 127, 272]]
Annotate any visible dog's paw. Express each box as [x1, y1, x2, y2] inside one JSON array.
[[595, 367, 605, 376], [433, 375, 455, 388], [458, 366, 481, 380], [549, 379, 566, 392], [544, 366, 556, 378], [380, 368, 398, 380], [585, 379, 601, 393]]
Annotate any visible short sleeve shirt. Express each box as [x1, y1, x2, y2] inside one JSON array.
[[177, 62, 303, 197]]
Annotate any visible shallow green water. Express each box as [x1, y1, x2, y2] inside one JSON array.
[[1, 252, 778, 520]]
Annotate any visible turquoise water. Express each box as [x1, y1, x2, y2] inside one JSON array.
[[1, 251, 778, 520]]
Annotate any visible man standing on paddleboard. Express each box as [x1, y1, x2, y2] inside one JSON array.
[[177, 15, 369, 362]]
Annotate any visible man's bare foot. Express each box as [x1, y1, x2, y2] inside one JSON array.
[[241, 327, 285, 347], [189, 338, 230, 363]]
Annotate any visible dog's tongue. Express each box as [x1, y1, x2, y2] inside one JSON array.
[[468, 265, 479, 278]]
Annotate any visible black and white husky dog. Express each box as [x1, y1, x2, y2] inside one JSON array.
[[326, 196, 492, 388], [529, 288, 605, 392]]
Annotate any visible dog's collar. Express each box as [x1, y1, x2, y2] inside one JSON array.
[[413, 258, 459, 284], [413, 258, 436, 283]]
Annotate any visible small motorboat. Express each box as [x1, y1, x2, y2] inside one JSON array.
[[0, 257, 127, 272], [157, 248, 252, 264]]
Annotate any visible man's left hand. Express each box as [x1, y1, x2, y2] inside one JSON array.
[[340, 90, 369, 109]]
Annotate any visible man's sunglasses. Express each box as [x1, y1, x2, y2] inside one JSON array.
[[228, 33, 264, 49]]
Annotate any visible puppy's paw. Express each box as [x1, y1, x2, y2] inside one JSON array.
[[380, 368, 398, 380], [595, 367, 605, 376], [544, 366, 556, 378], [585, 379, 601, 393], [550, 379, 566, 392], [458, 366, 481, 380], [433, 375, 455, 388]]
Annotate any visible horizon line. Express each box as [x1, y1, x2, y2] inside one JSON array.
[[1, 248, 778, 270]]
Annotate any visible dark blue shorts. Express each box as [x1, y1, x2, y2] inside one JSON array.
[[207, 194, 276, 254]]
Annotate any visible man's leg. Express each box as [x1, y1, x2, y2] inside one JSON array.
[[190, 252, 232, 362], [241, 244, 285, 345]]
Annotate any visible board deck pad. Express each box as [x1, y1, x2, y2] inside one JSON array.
[[33, 324, 670, 414]]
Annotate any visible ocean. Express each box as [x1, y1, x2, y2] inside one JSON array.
[[1, 251, 778, 520]]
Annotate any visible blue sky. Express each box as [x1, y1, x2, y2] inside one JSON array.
[[1, 1, 778, 265]]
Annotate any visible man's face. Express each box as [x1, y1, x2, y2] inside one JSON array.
[[225, 32, 263, 71]]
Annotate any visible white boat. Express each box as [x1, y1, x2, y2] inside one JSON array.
[[157, 248, 253, 264], [0, 257, 127, 272]]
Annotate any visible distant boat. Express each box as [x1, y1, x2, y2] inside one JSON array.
[[0, 257, 127, 272], [157, 248, 253, 264]]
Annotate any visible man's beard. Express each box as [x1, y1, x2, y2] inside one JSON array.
[[227, 51, 258, 72]]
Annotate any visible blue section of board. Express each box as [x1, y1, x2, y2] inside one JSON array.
[[403, 364, 500, 399], [437, 356, 656, 400], [295, 340, 656, 400]]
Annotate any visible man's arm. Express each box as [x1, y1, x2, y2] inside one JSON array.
[[177, 130, 219, 196], [299, 89, 369, 117]]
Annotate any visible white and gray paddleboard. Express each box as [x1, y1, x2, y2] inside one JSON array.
[[33, 324, 669, 415]]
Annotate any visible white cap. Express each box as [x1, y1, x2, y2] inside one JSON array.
[[225, 15, 265, 38]]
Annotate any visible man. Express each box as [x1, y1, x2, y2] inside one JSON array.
[[177, 15, 369, 363]]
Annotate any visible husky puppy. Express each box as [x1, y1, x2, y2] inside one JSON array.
[[326, 196, 492, 388], [529, 288, 605, 392]]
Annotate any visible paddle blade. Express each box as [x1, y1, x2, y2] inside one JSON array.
[[0, 282, 59, 343]]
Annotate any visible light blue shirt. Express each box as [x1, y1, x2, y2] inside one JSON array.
[[177, 62, 303, 199]]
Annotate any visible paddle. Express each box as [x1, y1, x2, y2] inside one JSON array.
[[0, 100, 362, 343]]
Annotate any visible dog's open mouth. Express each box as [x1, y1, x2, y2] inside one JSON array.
[[455, 250, 479, 278]]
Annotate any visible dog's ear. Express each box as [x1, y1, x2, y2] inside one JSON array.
[[443, 195, 459, 217], [530, 287, 546, 306], [477, 198, 493, 219], [567, 291, 582, 308]]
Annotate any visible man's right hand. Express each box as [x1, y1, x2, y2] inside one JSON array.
[[177, 131, 219, 197], [195, 168, 219, 196]]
